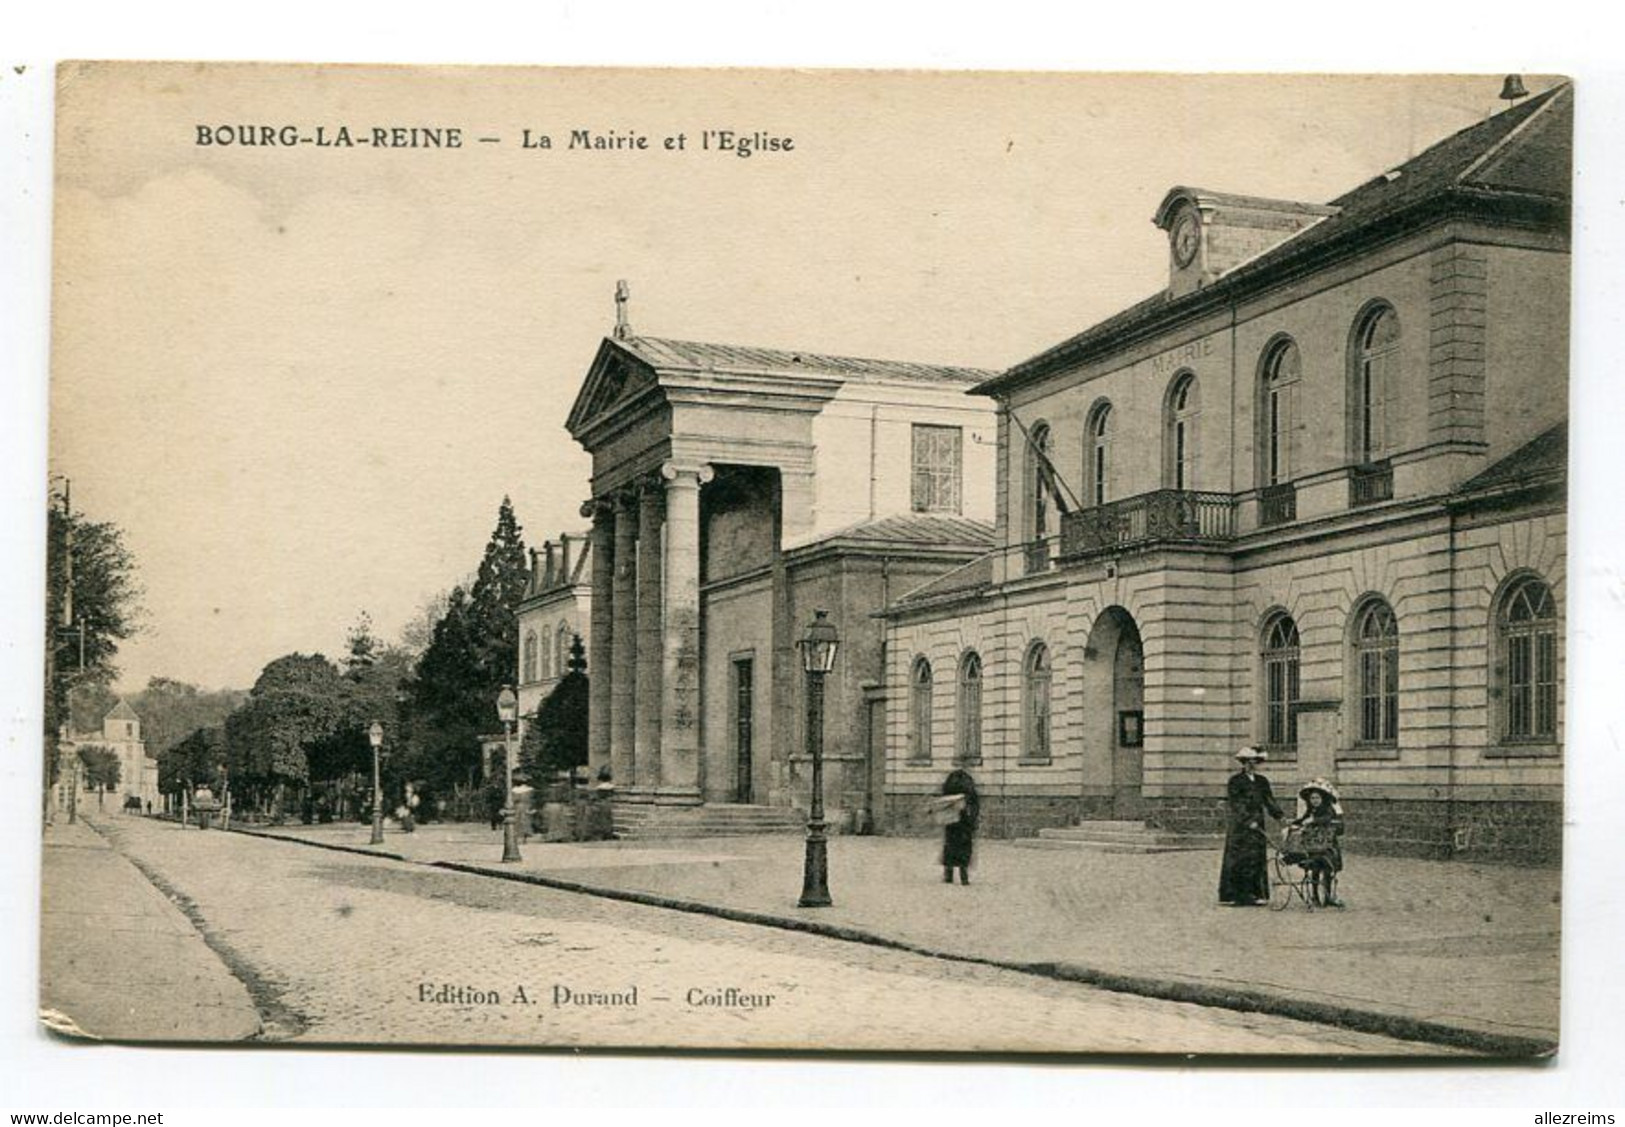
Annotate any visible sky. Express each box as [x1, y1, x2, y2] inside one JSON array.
[[45, 67, 1554, 693]]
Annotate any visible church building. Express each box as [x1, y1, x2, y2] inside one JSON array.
[[565, 295, 998, 834], [56, 698, 159, 812], [880, 84, 1571, 861]]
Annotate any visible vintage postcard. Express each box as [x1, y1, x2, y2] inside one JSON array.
[[40, 63, 1569, 1055]]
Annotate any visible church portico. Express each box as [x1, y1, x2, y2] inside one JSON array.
[[563, 292, 998, 822], [582, 461, 717, 805]]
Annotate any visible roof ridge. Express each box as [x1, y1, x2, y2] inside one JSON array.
[[1456, 83, 1571, 189], [626, 335, 997, 377]]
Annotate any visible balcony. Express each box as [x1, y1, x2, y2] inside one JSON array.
[[1022, 538, 1053, 576], [1350, 460, 1394, 507], [1259, 482, 1297, 527], [1059, 489, 1235, 560]]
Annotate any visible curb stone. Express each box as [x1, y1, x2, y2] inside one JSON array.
[[231, 825, 1557, 1057]]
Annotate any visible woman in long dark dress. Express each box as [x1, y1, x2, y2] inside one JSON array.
[[940, 768, 980, 885], [1218, 746, 1284, 905]]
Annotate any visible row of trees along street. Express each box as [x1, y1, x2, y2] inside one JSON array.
[[45, 489, 588, 827], [151, 497, 591, 825]]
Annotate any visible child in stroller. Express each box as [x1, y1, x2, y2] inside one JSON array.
[[1281, 778, 1344, 907]]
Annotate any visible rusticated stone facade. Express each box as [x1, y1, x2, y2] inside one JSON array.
[[880, 87, 1571, 864]]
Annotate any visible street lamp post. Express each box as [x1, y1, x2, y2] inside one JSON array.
[[368, 720, 385, 845], [797, 610, 839, 908], [496, 686, 522, 863]]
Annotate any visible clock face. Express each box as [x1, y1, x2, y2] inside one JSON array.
[[1173, 215, 1200, 267]]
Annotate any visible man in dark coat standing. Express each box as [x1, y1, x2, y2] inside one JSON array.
[[1218, 746, 1284, 905], [939, 769, 980, 885]]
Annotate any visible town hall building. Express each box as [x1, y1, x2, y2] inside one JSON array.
[[879, 84, 1571, 861]]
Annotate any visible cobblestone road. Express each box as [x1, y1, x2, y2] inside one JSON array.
[[96, 817, 1441, 1054]]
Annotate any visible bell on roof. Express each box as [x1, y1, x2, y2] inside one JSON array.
[[1499, 74, 1529, 105]]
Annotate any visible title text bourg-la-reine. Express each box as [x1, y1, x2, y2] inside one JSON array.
[[194, 124, 793, 158]]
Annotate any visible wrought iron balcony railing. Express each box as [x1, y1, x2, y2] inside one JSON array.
[[1059, 489, 1235, 560], [1350, 460, 1394, 507], [1022, 537, 1054, 576], [1259, 482, 1297, 527]]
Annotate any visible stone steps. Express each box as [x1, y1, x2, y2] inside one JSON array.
[[611, 803, 806, 840], [1012, 820, 1222, 854], [1011, 838, 1216, 855]]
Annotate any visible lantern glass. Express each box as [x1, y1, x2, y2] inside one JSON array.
[[496, 686, 519, 725], [368, 721, 384, 748], [798, 610, 840, 674]]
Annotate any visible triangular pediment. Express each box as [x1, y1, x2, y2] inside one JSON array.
[[565, 338, 661, 437]]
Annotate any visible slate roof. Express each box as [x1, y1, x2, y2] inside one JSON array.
[[1459, 421, 1567, 494], [890, 553, 996, 609], [615, 336, 996, 387], [105, 699, 139, 722], [799, 514, 996, 553], [982, 84, 1572, 395]]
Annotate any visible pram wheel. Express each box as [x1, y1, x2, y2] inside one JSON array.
[[1269, 853, 1296, 911]]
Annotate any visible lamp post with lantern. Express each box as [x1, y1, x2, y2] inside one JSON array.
[[797, 609, 839, 908], [368, 720, 385, 845], [496, 685, 522, 863]]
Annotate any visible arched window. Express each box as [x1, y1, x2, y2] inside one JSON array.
[[1353, 306, 1400, 463], [557, 623, 572, 678], [1086, 402, 1113, 506], [1498, 575, 1558, 742], [1260, 338, 1300, 486], [957, 652, 983, 765], [1022, 642, 1052, 762], [1354, 599, 1399, 746], [908, 657, 934, 763], [539, 628, 552, 680], [1261, 614, 1300, 751], [1165, 373, 1199, 490], [522, 630, 538, 683]]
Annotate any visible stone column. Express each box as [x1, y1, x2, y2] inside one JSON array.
[[659, 461, 713, 802], [610, 489, 639, 791], [582, 499, 614, 776], [634, 477, 665, 791]]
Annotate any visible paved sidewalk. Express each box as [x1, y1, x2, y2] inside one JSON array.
[[39, 815, 260, 1042], [249, 820, 1561, 1053]]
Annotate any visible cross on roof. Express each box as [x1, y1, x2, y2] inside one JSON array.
[[613, 279, 633, 340]]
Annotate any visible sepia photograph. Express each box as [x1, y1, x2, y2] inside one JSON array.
[[33, 61, 1573, 1061]]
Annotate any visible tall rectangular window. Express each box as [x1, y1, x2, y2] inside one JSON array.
[[911, 424, 963, 514]]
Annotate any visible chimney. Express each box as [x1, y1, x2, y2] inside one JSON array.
[[558, 534, 573, 584]]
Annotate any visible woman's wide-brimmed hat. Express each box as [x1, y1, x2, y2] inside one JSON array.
[[1299, 777, 1340, 802], [1234, 745, 1267, 761]]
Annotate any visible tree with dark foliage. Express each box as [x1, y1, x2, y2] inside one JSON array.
[[405, 499, 530, 801], [225, 653, 345, 821], [44, 498, 143, 800], [76, 744, 122, 807], [521, 635, 589, 781]]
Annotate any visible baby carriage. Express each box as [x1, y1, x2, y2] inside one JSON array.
[[1266, 821, 1342, 911]]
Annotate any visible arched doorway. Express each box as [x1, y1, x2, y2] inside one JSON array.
[[1084, 607, 1145, 819]]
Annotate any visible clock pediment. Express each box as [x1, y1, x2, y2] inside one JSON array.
[[1153, 186, 1337, 299]]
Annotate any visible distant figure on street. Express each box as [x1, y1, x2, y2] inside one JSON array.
[[1286, 778, 1345, 907], [939, 768, 980, 886], [1218, 746, 1284, 906], [482, 776, 505, 831]]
